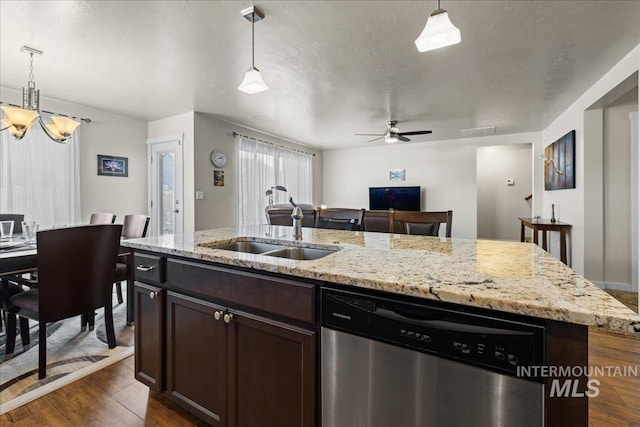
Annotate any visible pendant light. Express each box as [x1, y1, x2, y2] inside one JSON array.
[[0, 46, 85, 143], [414, 0, 461, 52], [238, 6, 269, 94]]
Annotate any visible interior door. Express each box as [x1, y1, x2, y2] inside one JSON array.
[[147, 134, 183, 236]]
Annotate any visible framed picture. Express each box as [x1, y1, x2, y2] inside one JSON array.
[[214, 170, 224, 186], [97, 154, 128, 177], [544, 130, 575, 190], [389, 169, 406, 181]]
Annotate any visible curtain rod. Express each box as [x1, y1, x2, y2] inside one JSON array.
[[0, 101, 92, 123], [232, 131, 316, 156]]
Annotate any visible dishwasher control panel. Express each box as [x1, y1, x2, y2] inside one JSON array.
[[322, 288, 545, 380]]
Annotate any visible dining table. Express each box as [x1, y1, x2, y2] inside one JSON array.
[[0, 237, 135, 325]]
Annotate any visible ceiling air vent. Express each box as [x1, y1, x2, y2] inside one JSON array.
[[460, 126, 496, 137]]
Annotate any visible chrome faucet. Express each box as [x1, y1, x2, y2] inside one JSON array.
[[289, 197, 303, 240]]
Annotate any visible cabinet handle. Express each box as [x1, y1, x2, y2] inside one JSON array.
[[223, 313, 234, 324], [214, 310, 223, 321], [137, 265, 155, 272], [149, 291, 159, 300]]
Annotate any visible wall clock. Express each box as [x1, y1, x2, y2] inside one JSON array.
[[210, 149, 227, 168]]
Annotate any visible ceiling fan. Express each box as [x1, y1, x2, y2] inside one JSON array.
[[356, 120, 432, 143]]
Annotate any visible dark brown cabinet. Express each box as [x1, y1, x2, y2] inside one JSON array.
[[134, 253, 317, 426], [166, 292, 228, 426], [228, 311, 315, 427], [134, 282, 164, 392]]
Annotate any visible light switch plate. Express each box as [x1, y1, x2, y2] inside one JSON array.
[[506, 179, 515, 186], [195, 191, 205, 200]]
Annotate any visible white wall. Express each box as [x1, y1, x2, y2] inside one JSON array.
[[477, 144, 532, 241], [193, 113, 323, 231], [148, 112, 195, 234], [539, 44, 640, 275], [603, 89, 637, 289], [323, 133, 539, 239], [1, 86, 148, 224]]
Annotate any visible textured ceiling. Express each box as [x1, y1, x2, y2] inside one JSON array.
[[1, 1, 639, 149]]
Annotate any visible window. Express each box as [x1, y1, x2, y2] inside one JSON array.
[[237, 136, 313, 226], [0, 125, 81, 228]]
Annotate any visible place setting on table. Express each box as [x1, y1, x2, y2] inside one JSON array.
[[0, 220, 38, 262]]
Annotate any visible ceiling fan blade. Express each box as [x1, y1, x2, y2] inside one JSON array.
[[367, 136, 385, 143], [398, 135, 411, 142], [398, 130, 432, 136], [355, 133, 384, 136]]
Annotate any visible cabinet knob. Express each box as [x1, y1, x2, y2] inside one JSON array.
[[223, 313, 234, 324], [214, 310, 222, 321], [149, 291, 159, 300]]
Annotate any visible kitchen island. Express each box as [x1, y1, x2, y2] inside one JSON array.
[[123, 226, 640, 427]]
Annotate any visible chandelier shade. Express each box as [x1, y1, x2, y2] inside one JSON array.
[[0, 46, 85, 143], [415, 1, 461, 52], [0, 105, 39, 133]]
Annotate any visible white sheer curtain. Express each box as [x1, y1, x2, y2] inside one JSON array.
[[0, 124, 81, 228], [237, 135, 313, 226]]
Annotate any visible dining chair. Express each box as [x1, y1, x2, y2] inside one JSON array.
[[89, 212, 116, 224], [0, 213, 25, 234], [389, 209, 453, 237], [1, 279, 31, 353], [265, 204, 317, 228], [315, 208, 365, 231], [7, 224, 122, 379], [114, 214, 150, 304]]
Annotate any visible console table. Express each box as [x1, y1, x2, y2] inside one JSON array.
[[519, 217, 572, 264]]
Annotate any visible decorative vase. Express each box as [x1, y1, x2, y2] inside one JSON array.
[[550, 204, 556, 223]]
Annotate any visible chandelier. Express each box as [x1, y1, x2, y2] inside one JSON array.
[[0, 46, 88, 143]]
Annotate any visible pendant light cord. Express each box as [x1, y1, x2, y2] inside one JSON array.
[[251, 14, 255, 68]]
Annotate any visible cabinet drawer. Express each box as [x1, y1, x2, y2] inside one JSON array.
[[167, 259, 316, 324], [134, 253, 166, 284]]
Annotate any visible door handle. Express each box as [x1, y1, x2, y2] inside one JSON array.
[[173, 209, 180, 213]]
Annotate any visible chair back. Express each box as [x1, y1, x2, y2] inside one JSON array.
[[36, 224, 122, 322], [389, 209, 453, 237], [90, 213, 116, 224], [0, 213, 25, 234], [265, 204, 316, 228], [122, 214, 150, 239], [315, 208, 364, 231], [362, 210, 392, 233]]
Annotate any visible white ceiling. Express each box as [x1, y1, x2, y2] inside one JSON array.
[[1, 1, 639, 150]]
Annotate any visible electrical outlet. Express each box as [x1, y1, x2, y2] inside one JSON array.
[[506, 179, 515, 186], [195, 191, 205, 200]]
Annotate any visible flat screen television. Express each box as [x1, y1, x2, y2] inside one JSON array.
[[369, 186, 421, 211]]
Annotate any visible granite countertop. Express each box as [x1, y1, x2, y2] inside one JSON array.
[[123, 225, 640, 337]]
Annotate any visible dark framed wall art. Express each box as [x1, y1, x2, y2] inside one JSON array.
[[97, 154, 129, 177], [544, 130, 575, 191]]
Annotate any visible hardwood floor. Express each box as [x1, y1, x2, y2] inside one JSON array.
[[1, 331, 638, 426], [0, 355, 207, 426]]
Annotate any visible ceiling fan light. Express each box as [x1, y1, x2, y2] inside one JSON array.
[[415, 9, 461, 52], [385, 134, 399, 144], [1, 105, 39, 130], [51, 115, 81, 136], [238, 67, 269, 94]]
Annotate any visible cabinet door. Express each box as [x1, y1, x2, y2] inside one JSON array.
[[134, 282, 164, 392], [166, 291, 228, 426], [228, 310, 316, 427]]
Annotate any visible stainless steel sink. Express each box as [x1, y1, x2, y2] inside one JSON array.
[[207, 239, 339, 260], [212, 241, 285, 254], [262, 247, 337, 260]]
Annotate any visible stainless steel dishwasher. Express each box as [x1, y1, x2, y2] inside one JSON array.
[[321, 287, 545, 427]]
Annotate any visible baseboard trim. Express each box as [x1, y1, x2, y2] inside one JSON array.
[[593, 281, 633, 292]]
